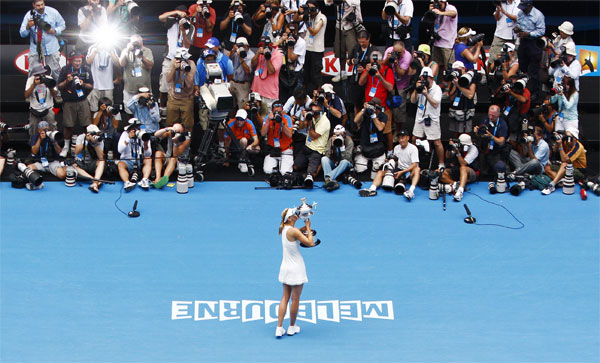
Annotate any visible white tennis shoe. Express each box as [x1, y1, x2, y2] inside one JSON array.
[[287, 325, 300, 336]]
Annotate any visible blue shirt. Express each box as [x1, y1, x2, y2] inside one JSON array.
[[126, 96, 161, 133], [550, 92, 578, 122], [19, 7, 66, 56], [453, 43, 474, 70], [533, 138, 550, 167], [194, 52, 234, 88], [516, 7, 545, 39]]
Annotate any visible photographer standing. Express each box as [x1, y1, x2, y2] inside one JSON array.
[[447, 61, 477, 135], [515, 0, 545, 100], [348, 31, 375, 115], [542, 128, 586, 195], [27, 120, 66, 180], [325, 0, 362, 82], [550, 21, 575, 56], [507, 125, 549, 178], [384, 41, 412, 137], [86, 42, 120, 118], [301, 0, 327, 94], [73, 124, 106, 193], [429, 0, 458, 84], [24, 64, 57, 136], [496, 75, 530, 146], [487, 0, 519, 69], [261, 102, 294, 176], [381, 0, 413, 49], [187, 0, 216, 62], [166, 49, 196, 133], [489, 42, 519, 82], [453, 27, 484, 70], [229, 38, 255, 109], [77, 0, 108, 53], [119, 35, 154, 114], [117, 120, 153, 191], [283, 88, 311, 157], [413, 44, 438, 80], [473, 105, 509, 176], [440, 134, 479, 201], [57, 51, 94, 157], [550, 77, 578, 132], [321, 124, 354, 191], [293, 102, 331, 187], [274, 23, 306, 102], [126, 88, 160, 133], [19, 0, 66, 81], [220, 0, 253, 52], [251, 36, 283, 114], [314, 84, 347, 131], [353, 98, 387, 181], [410, 67, 444, 170]]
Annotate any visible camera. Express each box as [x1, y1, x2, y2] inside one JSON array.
[[248, 92, 261, 114], [548, 84, 563, 96], [550, 46, 567, 68], [179, 60, 191, 72], [89, 133, 104, 144], [384, 0, 399, 16], [477, 125, 488, 137], [388, 52, 400, 65], [265, 5, 273, 18], [106, 104, 121, 115], [494, 44, 511, 66], [30, 10, 52, 32], [530, 104, 549, 118], [368, 55, 379, 76], [233, 11, 244, 26], [333, 135, 344, 148], [134, 130, 152, 142], [35, 74, 57, 88], [423, 116, 432, 127], [415, 51, 426, 61], [264, 49, 272, 61], [132, 42, 143, 58], [443, 69, 460, 82], [458, 70, 475, 88], [364, 103, 378, 118], [449, 139, 461, 151], [138, 95, 157, 108], [520, 135, 534, 144], [304, 111, 314, 122], [300, 4, 310, 22], [18, 162, 44, 187], [237, 46, 247, 59], [551, 131, 565, 143], [466, 33, 485, 47], [273, 111, 283, 123], [46, 130, 64, 144]]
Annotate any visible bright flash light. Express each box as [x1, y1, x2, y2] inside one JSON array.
[[87, 23, 126, 49]]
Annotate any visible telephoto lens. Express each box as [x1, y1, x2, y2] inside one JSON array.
[[17, 162, 44, 187]]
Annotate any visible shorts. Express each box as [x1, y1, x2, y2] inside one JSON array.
[[77, 159, 103, 175], [354, 153, 386, 174], [119, 159, 139, 172], [432, 46, 455, 70], [451, 165, 478, 183], [412, 119, 441, 140], [159, 58, 173, 93], [448, 118, 473, 134], [29, 109, 56, 136], [166, 95, 194, 130], [549, 164, 585, 181], [88, 89, 114, 112], [263, 149, 293, 175], [62, 100, 91, 128], [32, 160, 62, 176]]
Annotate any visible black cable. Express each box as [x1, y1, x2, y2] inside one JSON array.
[[465, 190, 525, 230], [114, 184, 128, 216]]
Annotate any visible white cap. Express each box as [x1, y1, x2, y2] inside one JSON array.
[[321, 83, 335, 94], [283, 208, 296, 222], [235, 109, 248, 119], [565, 127, 579, 139], [458, 133, 473, 146], [138, 87, 150, 93], [86, 124, 101, 134], [505, 42, 516, 52], [565, 42, 577, 57], [558, 21, 574, 36], [236, 37, 249, 46], [452, 61, 465, 69], [460, 28, 476, 37], [333, 124, 345, 134], [420, 67, 434, 77]]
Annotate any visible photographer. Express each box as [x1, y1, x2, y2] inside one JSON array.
[[542, 128, 586, 195], [57, 51, 94, 157], [410, 67, 444, 169], [535, 100, 561, 141], [119, 35, 154, 114], [126, 88, 160, 134], [313, 84, 347, 131], [117, 120, 152, 191], [77, 0, 108, 53], [550, 77, 578, 132], [261, 101, 294, 176], [413, 44, 439, 81], [301, 0, 327, 94], [220, 0, 252, 52], [384, 40, 412, 135], [152, 123, 191, 189], [283, 88, 311, 157], [507, 125, 549, 179], [73, 124, 106, 193], [473, 105, 509, 176], [251, 36, 283, 114], [274, 23, 306, 102], [487, 0, 519, 68], [225, 109, 260, 171], [166, 48, 196, 132], [325, 0, 363, 82], [19, 0, 66, 81], [381, 0, 413, 49], [293, 102, 331, 187], [256, 0, 285, 43], [489, 42, 519, 82], [495, 75, 530, 146], [187, 0, 216, 61], [158, 5, 193, 106], [28, 121, 66, 180], [348, 30, 375, 115], [353, 98, 387, 180], [453, 27, 483, 70], [229, 38, 255, 109], [429, 0, 458, 82], [515, 0, 545, 101], [24, 64, 58, 136], [86, 42, 121, 117], [92, 97, 120, 157], [550, 21, 575, 56], [446, 61, 477, 135], [107, 0, 137, 34], [358, 51, 395, 152], [549, 43, 581, 91], [321, 125, 354, 191], [440, 134, 479, 202]]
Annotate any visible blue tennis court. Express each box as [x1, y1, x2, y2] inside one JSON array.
[[1, 181, 598, 362]]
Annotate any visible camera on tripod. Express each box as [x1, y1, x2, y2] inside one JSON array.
[[30, 10, 52, 32]]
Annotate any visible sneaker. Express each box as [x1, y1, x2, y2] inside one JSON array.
[[404, 189, 415, 201], [330, 181, 339, 191], [541, 184, 555, 195], [452, 181, 460, 192], [59, 147, 69, 158], [124, 180, 136, 192], [454, 188, 463, 201], [138, 178, 150, 190], [275, 326, 286, 338], [359, 188, 377, 197], [152, 175, 169, 189], [287, 325, 301, 336], [238, 162, 248, 173], [304, 174, 313, 188]]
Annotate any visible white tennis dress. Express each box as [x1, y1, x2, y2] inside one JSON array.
[[278, 226, 308, 285]]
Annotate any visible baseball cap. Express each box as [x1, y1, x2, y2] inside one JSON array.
[[565, 42, 577, 56], [518, 0, 533, 10], [205, 37, 220, 48], [236, 37, 249, 46], [397, 129, 409, 137], [38, 121, 50, 129], [420, 67, 433, 77], [458, 133, 473, 145], [417, 44, 431, 55], [558, 21, 574, 36], [369, 97, 382, 106], [203, 49, 216, 58], [235, 109, 248, 120], [452, 60, 465, 69], [333, 125, 345, 134], [321, 83, 335, 94], [86, 124, 101, 134]]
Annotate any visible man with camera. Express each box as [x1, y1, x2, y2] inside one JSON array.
[[550, 21, 575, 57], [92, 97, 120, 159], [446, 60, 477, 135], [514, 0, 545, 100], [321, 125, 354, 191], [57, 51, 94, 158], [473, 105, 509, 176], [107, 0, 138, 34], [187, 0, 216, 62], [27, 120, 66, 179], [381, 0, 413, 49], [251, 36, 283, 115], [440, 134, 479, 201], [348, 31, 376, 115], [20, 0, 66, 81], [324, 0, 362, 82], [72, 124, 106, 193], [117, 119, 153, 191], [274, 23, 306, 102], [126, 87, 160, 134], [384, 40, 412, 137], [225, 109, 260, 172], [119, 35, 154, 114], [542, 128, 586, 195], [166, 48, 196, 133], [293, 102, 331, 187], [229, 38, 255, 109], [496, 75, 531, 146], [220, 0, 253, 52], [313, 84, 347, 132], [410, 66, 445, 170], [261, 101, 294, 176], [507, 125, 549, 179], [25, 64, 57, 136], [353, 98, 387, 180], [549, 43, 581, 92], [77, 0, 108, 53], [429, 0, 458, 82], [152, 123, 191, 189], [487, 0, 520, 69], [359, 129, 419, 200], [489, 42, 519, 84], [301, 0, 327, 94], [283, 88, 311, 157]]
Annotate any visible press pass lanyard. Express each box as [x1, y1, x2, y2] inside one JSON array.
[[488, 121, 499, 150]]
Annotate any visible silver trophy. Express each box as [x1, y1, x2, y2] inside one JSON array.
[[295, 197, 317, 221]]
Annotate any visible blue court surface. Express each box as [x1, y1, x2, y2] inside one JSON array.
[[1, 181, 598, 362]]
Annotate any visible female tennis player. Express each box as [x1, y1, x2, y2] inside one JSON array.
[[275, 207, 315, 338]]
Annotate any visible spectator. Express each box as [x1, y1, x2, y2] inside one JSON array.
[[325, 0, 363, 82], [229, 37, 255, 109], [430, 0, 458, 84], [348, 30, 376, 115], [251, 36, 283, 114], [293, 102, 331, 188], [27, 120, 65, 179], [274, 23, 306, 102], [19, 0, 66, 81], [24, 64, 57, 136], [550, 77, 578, 132], [542, 128, 586, 194], [76, 0, 108, 53], [166, 48, 196, 132], [117, 120, 153, 192], [119, 35, 154, 115], [225, 109, 260, 171], [549, 43, 581, 91], [515, 0, 545, 100], [473, 105, 509, 176], [126, 88, 161, 134], [413, 44, 438, 81], [440, 133, 479, 202], [353, 98, 387, 180], [312, 84, 347, 131], [453, 27, 484, 70], [57, 51, 94, 157], [152, 123, 191, 189], [301, 0, 327, 94], [220, 0, 253, 52], [261, 101, 294, 176], [86, 43, 120, 117], [488, 0, 519, 68], [73, 124, 106, 193], [384, 41, 412, 137], [187, 0, 216, 62], [381, 0, 413, 49], [507, 125, 549, 178], [447, 60, 477, 135], [321, 125, 355, 191]]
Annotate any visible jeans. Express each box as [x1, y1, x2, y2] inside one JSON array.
[[509, 149, 542, 175], [321, 157, 352, 181]]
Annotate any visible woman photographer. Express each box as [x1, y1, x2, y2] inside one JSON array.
[[453, 27, 483, 71], [550, 77, 579, 132], [413, 44, 438, 82], [275, 207, 315, 337]]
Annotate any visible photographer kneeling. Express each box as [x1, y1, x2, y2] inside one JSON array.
[[542, 128, 586, 195], [225, 109, 260, 172], [507, 125, 549, 180], [440, 134, 479, 202], [152, 123, 191, 189], [321, 125, 354, 192], [27, 120, 66, 180], [473, 105, 509, 177], [293, 102, 331, 188], [262, 101, 294, 176], [126, 87, 161, 133], [117, 119, 152, 192], [73, 124, 106, 193], [353, 98, 387, 181]]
